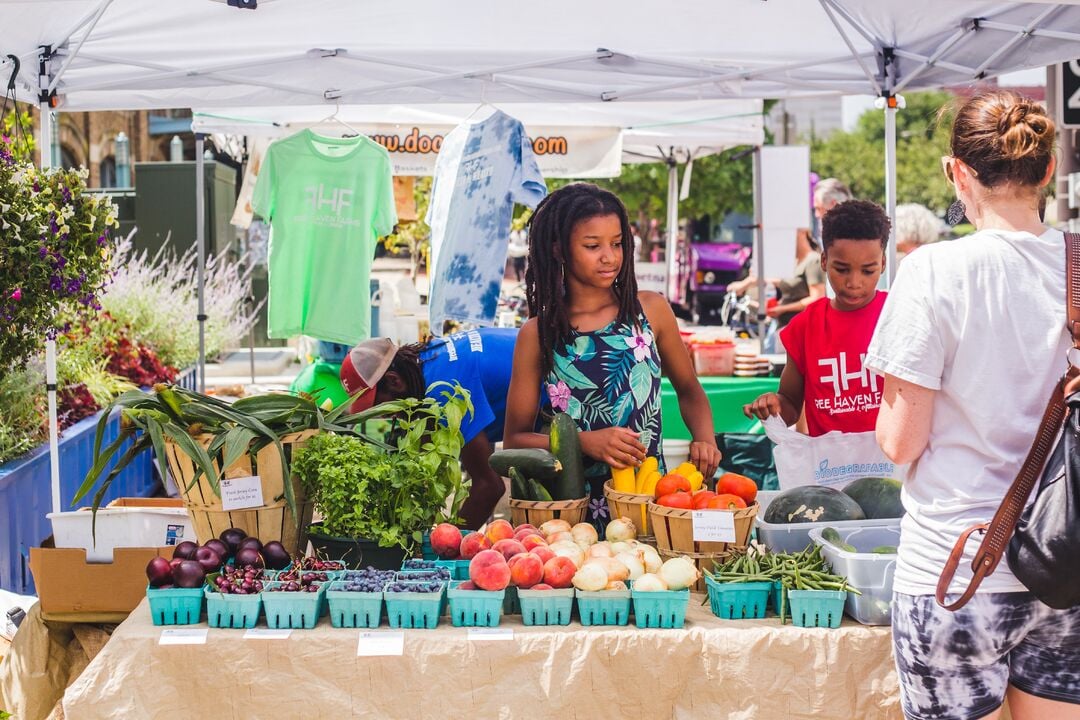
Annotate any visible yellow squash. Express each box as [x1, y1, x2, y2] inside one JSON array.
[[640, 470, 661, 497], [611, 466, 637, 493], [635, 457, 658, 493], [687, 470, 705, 492], [674, 462, 697, 479]]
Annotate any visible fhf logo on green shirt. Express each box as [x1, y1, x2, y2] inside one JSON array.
[[305, 184, 352, 215]]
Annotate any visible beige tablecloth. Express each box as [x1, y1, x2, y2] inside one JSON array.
[[63, 596, 901, 719]]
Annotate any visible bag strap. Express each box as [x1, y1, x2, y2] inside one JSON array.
[[936, 231, 1080, 610]]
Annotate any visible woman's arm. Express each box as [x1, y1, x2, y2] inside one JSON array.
[[876, 374, 935, 465], [502, 319, 550, 450], [641, 293, 722, 477], [743, 361, 804, 427], [767, 282, 825, 319]]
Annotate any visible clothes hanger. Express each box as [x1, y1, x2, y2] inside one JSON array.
[[315, 101, 361, 138], [464, 82, 498, 123]]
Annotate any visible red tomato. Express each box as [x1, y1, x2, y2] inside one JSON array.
[[716, 472, 758, 504], [654, 474, 691, 500], [706, 493, 748, 510], [656, 491, 693, 509], [691, 491, 717, 509]]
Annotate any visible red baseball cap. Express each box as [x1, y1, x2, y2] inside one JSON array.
[[339, 338, 397, 413]]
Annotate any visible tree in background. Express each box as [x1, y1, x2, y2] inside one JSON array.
[[811, 90, 955, 214]]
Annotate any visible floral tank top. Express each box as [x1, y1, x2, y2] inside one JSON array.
[[545, 313, 663, 525]]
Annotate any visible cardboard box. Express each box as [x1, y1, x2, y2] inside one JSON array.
[[107, 497, 185, 509], [29, 544, 174, 618]]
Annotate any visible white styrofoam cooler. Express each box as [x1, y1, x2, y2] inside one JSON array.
[[48, 502, 195, 562]]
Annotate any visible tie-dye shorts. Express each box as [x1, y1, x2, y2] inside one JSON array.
[[892, 591, 1080, 720]]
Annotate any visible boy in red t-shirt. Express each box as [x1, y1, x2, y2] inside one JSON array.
[[744, 200, 889, 436]]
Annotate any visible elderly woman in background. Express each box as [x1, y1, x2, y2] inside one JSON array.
[[895, 203, 942, 261]]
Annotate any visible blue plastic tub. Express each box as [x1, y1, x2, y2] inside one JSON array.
[[631, 586, 690, 629], [147, 585, 203, 626], [384, 581, 445, 629], [325, 581, 383, 628], [204, 587, 263, 629], [705, 577, 771, 620], [787, 589, 847, 629], [517, 588, 574, 626], [447, 582, 504, 627], [575, 589, 631, 626], [262, 581, 327, 629]]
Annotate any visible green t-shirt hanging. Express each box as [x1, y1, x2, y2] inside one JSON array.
[[252, 129, 397, 344]]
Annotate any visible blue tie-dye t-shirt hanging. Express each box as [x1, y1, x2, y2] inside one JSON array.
[[427, 110, 546, 333]]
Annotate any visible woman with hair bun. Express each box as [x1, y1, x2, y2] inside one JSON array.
[[868, 91, 1079, 720]]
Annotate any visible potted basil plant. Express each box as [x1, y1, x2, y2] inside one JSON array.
[[292, 382, 472, 569]]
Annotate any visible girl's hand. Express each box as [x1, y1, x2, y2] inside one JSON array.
[[744, 392, 784, 421], [690, 440, 722, 479], [580, 428, 647, 469]]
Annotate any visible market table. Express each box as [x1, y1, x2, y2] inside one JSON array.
[[62, 596, 901, 719], [661, 376, 779, 438]]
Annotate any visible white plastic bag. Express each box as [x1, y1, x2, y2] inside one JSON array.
[[762, 416, 903, 490]]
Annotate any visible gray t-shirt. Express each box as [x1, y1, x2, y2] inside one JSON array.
[[775, 251, 825, 326]]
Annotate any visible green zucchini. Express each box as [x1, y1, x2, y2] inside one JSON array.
[[489, 448, 562, 480], [549, 413, 586, 501], [871, 545, 898, 555], [508, 467, 531, 500], [528, 478, 553, 502]]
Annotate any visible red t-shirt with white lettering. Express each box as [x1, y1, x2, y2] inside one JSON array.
[[779, 292, 887, 437]]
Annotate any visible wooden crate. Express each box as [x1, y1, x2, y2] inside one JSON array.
[[603, 480, 655, 540], [164, 430, 317, 556], [509, 496, 588, 528], [658, 548, 729, 593], [648, 501, 758, 555]]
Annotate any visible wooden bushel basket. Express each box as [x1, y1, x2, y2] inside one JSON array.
[[164, 429, 317, 556], [603, 480, 655, 541], [648, 501, 758, 555], [509, 496, 589, 528], [658, 548, 729, 593]]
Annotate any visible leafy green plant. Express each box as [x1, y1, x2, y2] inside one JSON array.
[[293, 382, 473, 551], [0, 364, 46, 464]]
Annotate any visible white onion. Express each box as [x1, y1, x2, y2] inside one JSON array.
[[640, 545, 663, 574], [615, 550, 646, 581], [587, 542, 614, 559], [659, 556, 701, 591], [633, 573, 668, 592], [595, 557, 630, 583], [550, 541, 586, 568], [570, 523, 599, 548], [605, 516, 637, 542], [539, 519, 572, 538], [547, 531, 572, 545], [572, 562, 609, 592], [605, 580, 628, 591], [609, 541, 632, 555]]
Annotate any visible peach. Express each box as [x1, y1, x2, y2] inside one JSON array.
[[491, 538, 527, 561], [519, 534, 548, 552], [530, 583, 554, 591], [469, 549, 511, 591], [513, 523, 539, 537], [508, 553, 544, 588], [547, 531, 572, 544], [458, 531, 491, 560], [514, 527, 540, 542], [484, 519, 515, 545], [458, 580, 477, 590], [529, 546, 556, 565], [430, 523, 463, 559], [542, 556, 577, 589]]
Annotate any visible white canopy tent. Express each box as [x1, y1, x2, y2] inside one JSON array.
[[6, 0, 1080, 517]]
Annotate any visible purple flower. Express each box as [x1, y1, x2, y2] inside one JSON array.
[[79, 294, 94, 306], [32, 181, 41, 193], [97, 235, 108, 246], [625, 330, 654, 363], [65, 278, 82, 295], [546, 380, 571, 412], [588, 498, 609, 521], [60, 186, 72, 203], [49, 275, 63, 292], [54, 255, 67, 270], [38, 246, 48, 259], [48, 217, 59, 234]]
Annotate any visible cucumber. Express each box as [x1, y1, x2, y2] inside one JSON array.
[[509, 467, 531, 500], [489, 449, 562, 480], [549, 413, 586, 500], [528, 478, 553, 502], [871, 545, 898, 555], [820, 527, 856, 552]]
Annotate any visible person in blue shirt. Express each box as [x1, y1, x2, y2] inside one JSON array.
[[340, 329, 518, 529]]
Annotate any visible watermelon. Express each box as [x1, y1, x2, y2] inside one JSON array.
[[842, 477, 904, 519], [762, 486, 865, 524]]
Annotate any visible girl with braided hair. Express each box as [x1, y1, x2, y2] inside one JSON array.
[[503, 183, 721, 524]]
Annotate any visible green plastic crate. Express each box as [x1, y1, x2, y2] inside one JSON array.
[[575, 589, 631, 626], [503, 585, 521, 615], [447, 582, 504, 627], [384, 581, 445, 629], [262, 581, 327, 629], [204, 587, 263, 629], [325, 581, 383, 628], [706, 577, 771, 620], [631, 586, 690, 629], [787, 589, 846, 629], [147, 585, 203, 626], [517, 588, 574, 626]]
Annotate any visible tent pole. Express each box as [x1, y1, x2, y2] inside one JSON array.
[[883, 96, 899, 286], [195, 133, 207, 393], [665, 154, 680, 303], [752, 147, 766, 341], [39, 97, 61, 516]]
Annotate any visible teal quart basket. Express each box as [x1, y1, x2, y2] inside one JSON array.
[[786, 589, 847, 629], [147, 585, 204, 626], [447, 581, 505, 627], [517, 587, 574, 626], [705, 576, 771, 620], [325, 581, 383, 629], [630, 584, 690, 629], [575, 588, 631, 626], [384, 580, 446, 629], [261, 581, 327, 629]]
